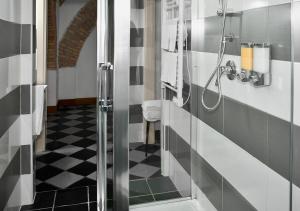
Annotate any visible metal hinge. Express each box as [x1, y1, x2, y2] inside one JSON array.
[[99, 99, 113, 112]]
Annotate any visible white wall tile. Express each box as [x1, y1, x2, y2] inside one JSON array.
[[130, 85, 144, 105], [20, 0, 32, 24], [20, 54, 33, 84], [169, 102, 191, 144], [192, 51, 292, 121], [129, 123, 145, 143], [20, 174, 34, 205], [0, 0, 21, 23], [293, 185, 300, 211], [191, 0, 290, 19], [0, 55, 21, 99], [196, 118, 290, 211], [294, 62, 300, 126], [20, 114, 32, 145], [130, 47, 144, 67], [169, 153, 191, 197], [131, 9, 144, 28]]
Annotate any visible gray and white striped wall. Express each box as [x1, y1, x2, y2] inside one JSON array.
[[163, 0, 300, 211], [0, 0, 35, 210], [130, 0, 145, 143]]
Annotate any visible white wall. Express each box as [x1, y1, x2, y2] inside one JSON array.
[[58, 0, 97, 100]]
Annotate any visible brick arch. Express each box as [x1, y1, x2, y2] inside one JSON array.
[[59, 0, 97, 68]]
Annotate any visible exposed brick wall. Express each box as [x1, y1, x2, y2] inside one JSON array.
[[59, 0, 97, 68], [47, 0, 58, 69]]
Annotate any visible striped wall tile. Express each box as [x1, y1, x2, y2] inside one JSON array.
[[166, 79, 296, 186], [131, 0, 144, 9], [0, 148, 20, 211], [167, 126, 257, 211], [130, 66, 144, 85], [129, 104, 143, 124], [0, 86, 21, 138], [0, 19, 21, 58], [130, 28, 144, 47], [191, 3, 292, 61]]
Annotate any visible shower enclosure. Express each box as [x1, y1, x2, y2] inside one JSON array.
[[96, 0, 299, 210]]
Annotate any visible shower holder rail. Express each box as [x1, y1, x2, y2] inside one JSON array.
[[222, 60, 271, 87]]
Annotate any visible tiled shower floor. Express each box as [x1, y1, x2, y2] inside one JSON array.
[[21, 177, 182, 211], [27, 105, 182, 210], [36, 105, 162, 191]]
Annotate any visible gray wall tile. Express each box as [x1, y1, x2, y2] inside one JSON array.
[[130, 28, 144, 47], [0, 148, 21, 211], [21, 24, 31, 54], [190, 84, 198, 117], [131, 0, 144, 9], [198, 86, 224, 133], [165, 126, 170, 151], [130, 66, 144, 85], [192, 150, 222, 211], [268, 115, 291, 180], [176, 135, 191, 174], [294, 2, 300, 62], [129, 104, 143, 123], [21, 145, 31, 175], [223, 179, 257, 211], [168, 127, 191, 174], [169, 127, 177, 156], [0, 19, 21, 58], [241, 7, 268, 44], [0, 87, 21, 138], [21, 85, 31, 115], [191, 4, 291, 61], [293, 125, 300, 187], [224, 97, 268, 164], [268, 4, 291, 61]]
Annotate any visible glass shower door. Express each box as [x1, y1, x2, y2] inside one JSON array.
[[97, 0, 193, 210]]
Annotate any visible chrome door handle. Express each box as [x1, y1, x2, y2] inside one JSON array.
[[99, 99, 113, 112], [98, 62, 114, 113]]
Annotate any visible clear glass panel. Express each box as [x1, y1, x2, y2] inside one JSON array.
[[129, 0, 192, 207], [191, 0, 293, 210], [292, 1, 300, 210]]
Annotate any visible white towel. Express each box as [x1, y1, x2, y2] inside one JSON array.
[[142, 100, 161, 122], [162, 24, 169, 50], [161, 50, 178, 87], [168, 21, 178, 52], [33, 85, 47, 135], [161, 20, 178, 52]]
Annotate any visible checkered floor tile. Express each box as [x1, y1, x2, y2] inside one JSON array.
[[36, 105, 162, 192]]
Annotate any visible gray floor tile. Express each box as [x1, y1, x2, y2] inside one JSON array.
[[57, 135, 82, 144], [147, 177, 177, 194], [51, 157, 82, 170], [46, 172, 83, 189], [130, 195, 154, 205], [130, 164, 160, 178], [153, 191, 181, 201], [130, 179, 152, 197]]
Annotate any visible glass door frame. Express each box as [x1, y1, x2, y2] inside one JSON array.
[[97, 0, 131, 210]]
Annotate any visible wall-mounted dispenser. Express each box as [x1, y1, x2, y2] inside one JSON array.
[[221, 43, 271, 87]]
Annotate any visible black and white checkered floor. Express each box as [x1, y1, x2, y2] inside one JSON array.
[[36, 105, 162, 192]]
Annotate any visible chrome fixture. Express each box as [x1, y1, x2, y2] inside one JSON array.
[[220, 59, 272, 87], [201, 0, 229, 112]]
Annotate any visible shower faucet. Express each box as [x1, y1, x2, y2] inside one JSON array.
[[220, 60, 272, 87]]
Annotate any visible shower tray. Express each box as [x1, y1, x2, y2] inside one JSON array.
[[130, 200, 204, 211]]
